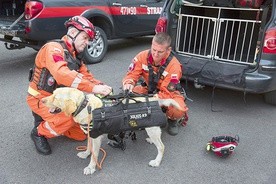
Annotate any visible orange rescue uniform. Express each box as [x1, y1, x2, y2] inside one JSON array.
[[27, 36, 102, 140], [123, 50, 188, 120]]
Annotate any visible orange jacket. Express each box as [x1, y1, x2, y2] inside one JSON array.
[[28, 36, 101, 97], [123, 50, 183, 99]]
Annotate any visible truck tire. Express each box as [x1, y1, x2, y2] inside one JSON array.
[[83, 26, 108, 64], [264, 90, 276, 105]]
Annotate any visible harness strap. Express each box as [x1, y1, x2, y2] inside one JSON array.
[[148, 52, 173, 94], [72, 93, 89, 117]]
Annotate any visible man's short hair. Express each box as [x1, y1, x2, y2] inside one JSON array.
[[153, 32, 171, 47]]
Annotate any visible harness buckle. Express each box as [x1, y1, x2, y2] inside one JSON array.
[[101, 111, 105, 119], [147, 106, 151, 115]]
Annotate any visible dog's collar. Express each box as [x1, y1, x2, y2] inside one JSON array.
[[72, 93, 90, 117]]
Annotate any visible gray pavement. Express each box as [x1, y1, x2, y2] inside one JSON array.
[[0, 36, 275, 184]]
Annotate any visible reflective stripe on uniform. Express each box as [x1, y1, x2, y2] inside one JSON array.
[[142, 64, 149, 71], [45, 121, 60, 136], [71, 73, 83, 88], [163, 71, 168, 77], [28, 86, 40, 96]]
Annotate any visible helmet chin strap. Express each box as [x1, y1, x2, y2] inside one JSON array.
[[67, 30, 82, 53]]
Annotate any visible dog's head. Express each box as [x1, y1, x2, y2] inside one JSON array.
[[41, 87, 102, 117]]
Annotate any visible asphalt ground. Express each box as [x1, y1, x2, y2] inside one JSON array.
[[0, 36, 275, 184]]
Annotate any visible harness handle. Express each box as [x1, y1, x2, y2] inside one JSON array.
[[96, 92, 153, 121], [121, 92, 151, 113]]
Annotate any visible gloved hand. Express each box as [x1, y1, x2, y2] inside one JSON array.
[[92, 84, 113, 97], [123, 83, 134, 92]]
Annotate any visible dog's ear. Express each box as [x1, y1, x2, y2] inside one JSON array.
[[41, 94, 55, 106], [63, 99, 77, 116]]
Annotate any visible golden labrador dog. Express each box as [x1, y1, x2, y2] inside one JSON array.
[[41, 87, 181, 175]]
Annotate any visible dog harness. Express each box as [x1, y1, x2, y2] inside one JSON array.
[[72, 93, 90, 117], [78, 93, 167, 150]]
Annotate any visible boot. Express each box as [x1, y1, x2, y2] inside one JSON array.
[[167, 119, 179, 136], [31, 127, 52, 155]]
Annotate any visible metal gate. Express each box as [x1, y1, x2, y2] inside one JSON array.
[[175, 6, 262, 65]]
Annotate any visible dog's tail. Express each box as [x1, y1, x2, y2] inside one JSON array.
[[158, 99, 181, 110]]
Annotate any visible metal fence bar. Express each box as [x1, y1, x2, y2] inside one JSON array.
[[211, 19, 219, 59], [217, 18, 261, 64], [240, 22, 248, 61], [246, 23, 256, 63], [221, 20, 229, 58], [233, 21, 241, 60], [227, 21, 235, 60], [193, 17, 199, 54], [188, 17, 194, 53], [204, 19, 211, 56], [199, 18, 205, 55], [176, 14, 216, 58], [176, 9, 262, 65]]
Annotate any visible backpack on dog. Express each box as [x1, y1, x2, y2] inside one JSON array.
[[89, 94, 167, 138], [234, 0, 265, 8]]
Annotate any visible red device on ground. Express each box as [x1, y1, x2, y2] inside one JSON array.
[[206, 135, 239, 157]]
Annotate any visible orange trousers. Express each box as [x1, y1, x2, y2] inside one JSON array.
[[133, 85, 188, 120], [27, 95, 86, 141]]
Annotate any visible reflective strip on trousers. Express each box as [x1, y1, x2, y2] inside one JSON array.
[[45, 121, 60, 136]]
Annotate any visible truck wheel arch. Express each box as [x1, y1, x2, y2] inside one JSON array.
[[81, 9, 114, 38], [82, 26, 108, 64], [81, 10, 114, 64]]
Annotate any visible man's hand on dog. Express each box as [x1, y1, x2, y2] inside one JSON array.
[[123, 83, 134, 92], [92, 85, 113, 96]]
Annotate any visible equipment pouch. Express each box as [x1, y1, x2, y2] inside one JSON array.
[[37, 68, 57, 93], [90, 95, 167, 138]]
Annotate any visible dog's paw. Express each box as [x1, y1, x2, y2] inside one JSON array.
[[83, 166, 96, 175], [146, 138, 153, 144], [77, 151, 90, 159], [149, 160, 161, 167]]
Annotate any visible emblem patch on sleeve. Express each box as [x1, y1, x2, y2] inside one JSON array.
[[52, 54, 64, 63], [170, 74, 179, 84], [128, 62, 135, 71]]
